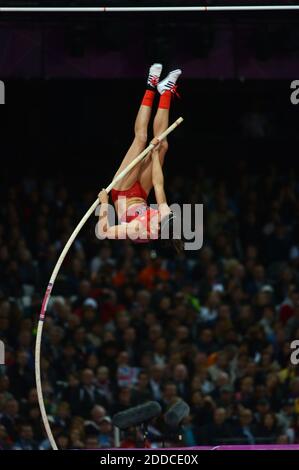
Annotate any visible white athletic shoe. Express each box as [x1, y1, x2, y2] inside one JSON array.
[[157, 69, 182, 95], [147, 63, 163, 89]]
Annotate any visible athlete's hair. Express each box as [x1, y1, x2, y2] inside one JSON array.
[[171, 238, 185, 254], [159, 212, 185, 254]]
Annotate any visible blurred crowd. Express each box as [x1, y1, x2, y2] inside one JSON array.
[[1, 161, 299, 449]]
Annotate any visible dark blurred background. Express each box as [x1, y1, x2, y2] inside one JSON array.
[[2, 10, 299, 80], [1, 79, 299, 182], [1, 9, 299, 178], [1, 7, 299, 451]]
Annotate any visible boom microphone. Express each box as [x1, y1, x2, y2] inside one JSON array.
[[112, 401, 162, 430], [164, 400, 190, 428]]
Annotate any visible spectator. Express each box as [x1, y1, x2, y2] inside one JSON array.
[[116, 351, 139, 388], [56, 433, 70, 450], [7, 351, 34, 400], [69, 369, 108, 418], [233, 409, 256, 444], [0, 424, 10, 450], [12, 424, 38, 450], [198, 407, 233, 445], [111, 387, 132, 415], [0, 399, 20, 441], [131, 372, 153, 405], [173, 364, 190, 401], [98, 416, 113, 448], [149, 365, 165, 401], [1, 166, 299, 448], [256, 412, 281, 443], [96, 367, 114, 404], [85, 435, 100, 449], [160, 382, 179, 410]]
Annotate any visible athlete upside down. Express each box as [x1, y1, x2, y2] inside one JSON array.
[[97, 63, 183, 252]]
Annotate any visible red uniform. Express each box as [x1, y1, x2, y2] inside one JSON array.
[[111, 181, 159, 242]]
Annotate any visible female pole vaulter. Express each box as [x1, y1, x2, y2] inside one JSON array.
[[97, 63, 184, 251]]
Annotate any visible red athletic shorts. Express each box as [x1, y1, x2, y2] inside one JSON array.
[[111, 181, 147, 204]]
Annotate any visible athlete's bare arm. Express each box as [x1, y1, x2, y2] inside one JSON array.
[[151, 144, 171, 219], [97, 190, 138, 240]]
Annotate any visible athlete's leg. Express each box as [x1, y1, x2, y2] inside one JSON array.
[[139, 69, 182, 194], [112, 64, 162, 191]]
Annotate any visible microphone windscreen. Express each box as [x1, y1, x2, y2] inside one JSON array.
[[164, 400, 190, 428], [112, 401, 162, 430]]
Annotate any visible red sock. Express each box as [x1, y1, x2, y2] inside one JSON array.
[[158, 90, 172, 110], [141, 89, 155, 107]]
